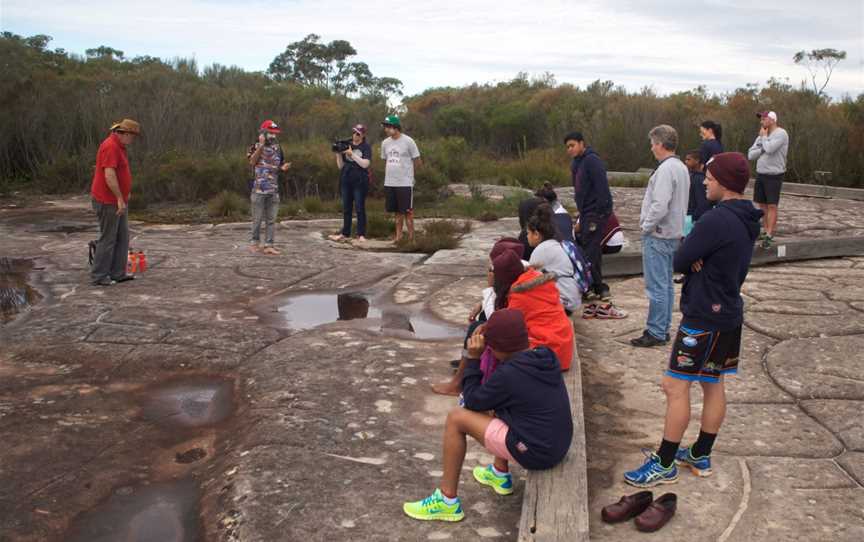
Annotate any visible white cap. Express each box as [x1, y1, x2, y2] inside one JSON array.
[[757, 111, 778, 122]]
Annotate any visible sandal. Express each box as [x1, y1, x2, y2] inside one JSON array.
[[582, 303, 598, 319], [262, 246, 281, 255], [594, 303, 628, 320]]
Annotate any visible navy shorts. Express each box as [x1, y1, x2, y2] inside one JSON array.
[[666, 324, 742, 383], [754, 173, 784, 205], [385, 186, 413, 214]]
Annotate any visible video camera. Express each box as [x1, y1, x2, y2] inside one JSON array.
[[331, 139, 352, 153], [260, 130, 278, 146]]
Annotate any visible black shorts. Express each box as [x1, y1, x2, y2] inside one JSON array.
[[666, 324, 742, 383], [385, 186, 413, 214], [754, 173, 784, 205]]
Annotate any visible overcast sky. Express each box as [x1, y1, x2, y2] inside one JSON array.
[[2, 0, 862, 99]]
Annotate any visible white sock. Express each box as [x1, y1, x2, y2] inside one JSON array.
[[441, 493, 459, 505], [491, 464, 509, 477]]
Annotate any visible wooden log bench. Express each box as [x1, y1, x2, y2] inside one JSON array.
[[518, 331, 590, 541]]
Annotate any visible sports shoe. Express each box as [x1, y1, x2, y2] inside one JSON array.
[[473, 464, 514, 495], [624, 450, 679, 488], [760, 235, 774, 249], [675, 446, 712, 477], [92, 277, 115, 287], [629, 331, 668, 348], [403, 488, 465, 522], [757, 230, 767, 241], [594, 303, 627, 320]]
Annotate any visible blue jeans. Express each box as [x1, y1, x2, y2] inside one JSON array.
[[250, 192, 279, 246], [642, 235, 679, 340], [341, 176, 369, 237]]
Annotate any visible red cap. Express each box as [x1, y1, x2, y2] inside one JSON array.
[[260, 120, 281, 134]]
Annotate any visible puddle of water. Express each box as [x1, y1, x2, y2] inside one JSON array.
[[65, 479, 200, 542], [142, 377, 235, 428], [0, 258, 42, 324], [266, 292, 462, 340]]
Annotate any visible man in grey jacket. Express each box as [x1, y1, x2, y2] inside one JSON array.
[[747, 111, 789, 249], [631, 125, 690, 348]]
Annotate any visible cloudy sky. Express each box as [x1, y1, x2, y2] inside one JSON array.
[[2, 0, 862, 99]]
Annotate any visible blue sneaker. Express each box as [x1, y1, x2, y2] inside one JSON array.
[[675, 446, 712, 477], [624, 450, 679, 488]]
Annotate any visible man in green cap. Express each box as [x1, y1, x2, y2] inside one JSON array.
[[381, 115, 422, 242]]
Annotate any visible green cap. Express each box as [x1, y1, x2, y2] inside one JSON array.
[[382, 115, 401, 128]]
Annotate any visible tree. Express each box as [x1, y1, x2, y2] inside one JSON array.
[[85, 45, 125, 60], [267, 34, 402, 99], [793, 48, 847, 96]]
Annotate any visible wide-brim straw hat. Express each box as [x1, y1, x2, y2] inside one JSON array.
[[110, 118, 141, 134]]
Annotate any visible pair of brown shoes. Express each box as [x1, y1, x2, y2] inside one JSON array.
[[601, 491, 676, 532]]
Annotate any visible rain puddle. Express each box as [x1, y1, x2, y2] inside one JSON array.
[[141, 377, 236, 428], [0, 257, 42, 324], [262, 292, 462, 340], [65, 479, 200, 542]]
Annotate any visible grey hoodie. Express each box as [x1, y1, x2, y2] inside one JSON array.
[[747, 127, 789, 175], [639, 155, 689, 239]]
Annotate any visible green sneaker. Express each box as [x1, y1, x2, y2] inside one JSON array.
[[473, 464, 514, 495], [761, 235, 774, 249], [403, 488, 465, 522], [757, 230, 767, 241]]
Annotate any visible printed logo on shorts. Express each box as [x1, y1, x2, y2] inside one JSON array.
[[676, 355, 695, 367], [516, 441, 528, 453], [682, 336, 698, 348], [712, 304, 722, 313]]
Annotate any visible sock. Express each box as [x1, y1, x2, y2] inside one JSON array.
[[657, 439, 680, 468], [439, 489, 458, 503], [491, 464, 509, 476], [691, 430, 717, 458]]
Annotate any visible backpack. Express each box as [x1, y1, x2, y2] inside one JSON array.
[[559, 240, 593, 294]]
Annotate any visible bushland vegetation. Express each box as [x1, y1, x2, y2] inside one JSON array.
[[2, 32, 862, 210]]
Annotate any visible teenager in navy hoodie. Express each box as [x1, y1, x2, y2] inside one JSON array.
[[565, 131, 613, 300], [624, 152, 763, 488], [403, 309, 573, 522]]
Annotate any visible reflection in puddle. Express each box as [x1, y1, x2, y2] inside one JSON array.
[[271, 292, 462, 340], [142, 377, 235, 428], [0, 258, 42, 324], [65, 479, 200, 542]]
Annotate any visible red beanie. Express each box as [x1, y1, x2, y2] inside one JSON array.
[[484, 309, 530, 353], [490, 237, 524, 261], [707, 152, 750, 194], [492, 249, 524, 290]]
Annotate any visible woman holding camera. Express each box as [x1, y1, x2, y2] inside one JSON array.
[[331, 124, 372, 243]]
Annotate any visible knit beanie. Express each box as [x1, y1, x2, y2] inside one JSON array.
[[706, 152, 750, 194], [483, 309, 530, 353]]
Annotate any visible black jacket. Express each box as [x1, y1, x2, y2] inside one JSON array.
[[340, 142, 372, 183], [461, 346, 573, 470], [571, 147, 612, 218], [674, 199, 763, 330], [687, 170, 714, 221]]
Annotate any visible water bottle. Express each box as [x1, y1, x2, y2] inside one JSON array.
[[127, 250, 138, 274], [137, 251, 147, 273]]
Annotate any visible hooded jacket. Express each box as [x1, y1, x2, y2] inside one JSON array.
[[461, 346, 573, 470], [674, 199, 764, 330], [571, 147, 613, 218], [507, 268, 575, 370]]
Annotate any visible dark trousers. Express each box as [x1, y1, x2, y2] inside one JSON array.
[[91, 199, 129, 281], [577, 214, 608, 295], [341, 176, 369, 237]]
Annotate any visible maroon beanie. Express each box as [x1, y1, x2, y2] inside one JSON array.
[[484, 309, 530, 353], [490, 237, 524, 261], [706, 152, 750, 194], [492, 249, 524, 290]]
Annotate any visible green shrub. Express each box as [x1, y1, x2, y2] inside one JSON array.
[[206, 190, 249, 218], [365, 212, 396, 239], [396, 219, 468, 253]]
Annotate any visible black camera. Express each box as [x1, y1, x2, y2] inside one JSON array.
[[331, 139, 352, 153], [260, 131, 277, 146]]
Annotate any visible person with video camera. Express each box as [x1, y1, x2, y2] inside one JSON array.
[[247, 119, 291, 255], [330, 124, 372, 244]]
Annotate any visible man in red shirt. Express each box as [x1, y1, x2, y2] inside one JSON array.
[[90, 118, 140, 286]]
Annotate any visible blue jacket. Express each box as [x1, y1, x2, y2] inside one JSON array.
[[674, 199, 763, 330], [687, 170, 714, 221], [461, 347, 573, 470], [571, 147, 612, 218]]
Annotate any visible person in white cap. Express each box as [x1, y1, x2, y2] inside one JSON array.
[[747, 111, 789, 249]]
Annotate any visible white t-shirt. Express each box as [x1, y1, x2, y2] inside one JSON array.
[[381, 134, 420, 187]]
